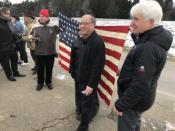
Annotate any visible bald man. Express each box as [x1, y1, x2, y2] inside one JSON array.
[[70, 14, 105, 131]]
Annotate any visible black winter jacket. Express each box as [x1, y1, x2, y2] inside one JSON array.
[[0, 16, 16, 54], [70, 31, 105, 89], [115, 26, 173, 112]]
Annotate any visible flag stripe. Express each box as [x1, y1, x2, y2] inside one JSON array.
[[105, 42, 123, 54], [98, 84, 112, 100], [102, 36, 126, 47], [59, 54, 70, 64], [99, 79, 113, 95], [97, 88, 110, 106], [60, 63, 69, 71], [102, 69, 116, 85], [104, 65, 116, 79], [105, 59, 118, 73], [96, 26, 129, 33], [96, 29, 128, 40], [105, 48, 122, 61]]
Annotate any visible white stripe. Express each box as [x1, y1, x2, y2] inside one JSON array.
[[98, 84, 111, 101], [101, 75, 114, 90], [59, 42, 71, 52], [106, 54, 120, 66], [59, 50, 70, 60], [59, 58, 69, 68], [104, 65, 116, 79], [96, 29, 128, 40], [105, 42, 123, 54]]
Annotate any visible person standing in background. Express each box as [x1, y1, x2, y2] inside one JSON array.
[[0, 7, 25, 81], [12, 15, 29, 66], [31, 9, 59, 91], [22, 12, 38, 74]]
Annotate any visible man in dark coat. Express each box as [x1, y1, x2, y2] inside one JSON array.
[[70, 14, 105, 131], [0, 7, 25, 81], [113, 1, 173, 131]]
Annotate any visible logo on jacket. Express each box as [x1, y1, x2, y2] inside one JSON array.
[[138, 66, 145, 72]]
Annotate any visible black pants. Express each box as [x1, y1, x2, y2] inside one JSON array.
[[1, 50, 18, 77], [30, 49, 37, 69], [36, 55, 55, 85], [16, 41, 28, 63], [76, 82, 99, 128], [118, 110, 142, 131]]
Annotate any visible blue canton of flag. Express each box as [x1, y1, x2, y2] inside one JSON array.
[[58, 12, 80, 47]]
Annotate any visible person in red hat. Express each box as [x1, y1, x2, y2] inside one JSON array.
[[31, 9, 59, 91]]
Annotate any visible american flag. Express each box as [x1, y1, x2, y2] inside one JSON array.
[[58, 12, 129, 106]]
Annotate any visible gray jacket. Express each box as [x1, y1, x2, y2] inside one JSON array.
[[31, 20, 59, 55]]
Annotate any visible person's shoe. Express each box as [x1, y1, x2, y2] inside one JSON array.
[[36, 84, 43, 91], [21, 62, 29, 66], [7, 76, 16, 81], [32, 70, 37, 75], [76, 124, 89, 131], [47, 83, 54, 90], [31, 66, 37, 71], [14, 73, 26, 77], [18, 60, 23, 65], [76, 111, 81, 121]]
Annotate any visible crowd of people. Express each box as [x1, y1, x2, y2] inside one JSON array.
[[0, 0, 173, 131]]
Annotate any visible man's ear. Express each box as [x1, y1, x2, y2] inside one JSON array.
[[149, 19, 155, 26]]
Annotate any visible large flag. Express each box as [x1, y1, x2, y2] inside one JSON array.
[[58, 12, 129, 106]]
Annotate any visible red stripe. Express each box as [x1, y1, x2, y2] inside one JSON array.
[[102, 70, 115, 85], [105, 60, 118, 73], [97, 88, 110, 106], [99, 79, 113, 95], [102, 36, 125, 47], [59, 53, 70, 64], [96, 26, 129, 33], [60, 63, 69, 72], [59, 46, 71, 56], [105, 48, 121, 60]]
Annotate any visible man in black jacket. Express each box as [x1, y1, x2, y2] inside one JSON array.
[[70, 14, 105, 131], [113, 1, 173, 131], [0, 7, 25, 81]]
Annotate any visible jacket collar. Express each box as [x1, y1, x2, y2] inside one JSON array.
[[82, 31, 96, 44], [38, 19, 50, 27], [131, 26, 162, 45], [0, 16, 11, 22]]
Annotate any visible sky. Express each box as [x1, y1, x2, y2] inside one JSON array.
[[8, 0, 34, 4]]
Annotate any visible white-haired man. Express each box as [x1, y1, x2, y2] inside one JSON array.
[[113, 1, 173, 131]]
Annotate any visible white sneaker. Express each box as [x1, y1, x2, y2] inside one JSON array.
[[21, 62, 29, 66]]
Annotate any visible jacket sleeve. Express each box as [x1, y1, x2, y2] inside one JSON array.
[[69, 44, 76, 78], [88, 40, 105, 89], [115, 44, 158, 112]]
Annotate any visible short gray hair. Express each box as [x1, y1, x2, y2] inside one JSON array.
[[91, 15, 96, 25], [0, 7, 10, 16], [130, 0, 163, 26]]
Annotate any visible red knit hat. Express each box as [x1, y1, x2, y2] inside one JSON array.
[[39, 9, 49, 17]]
